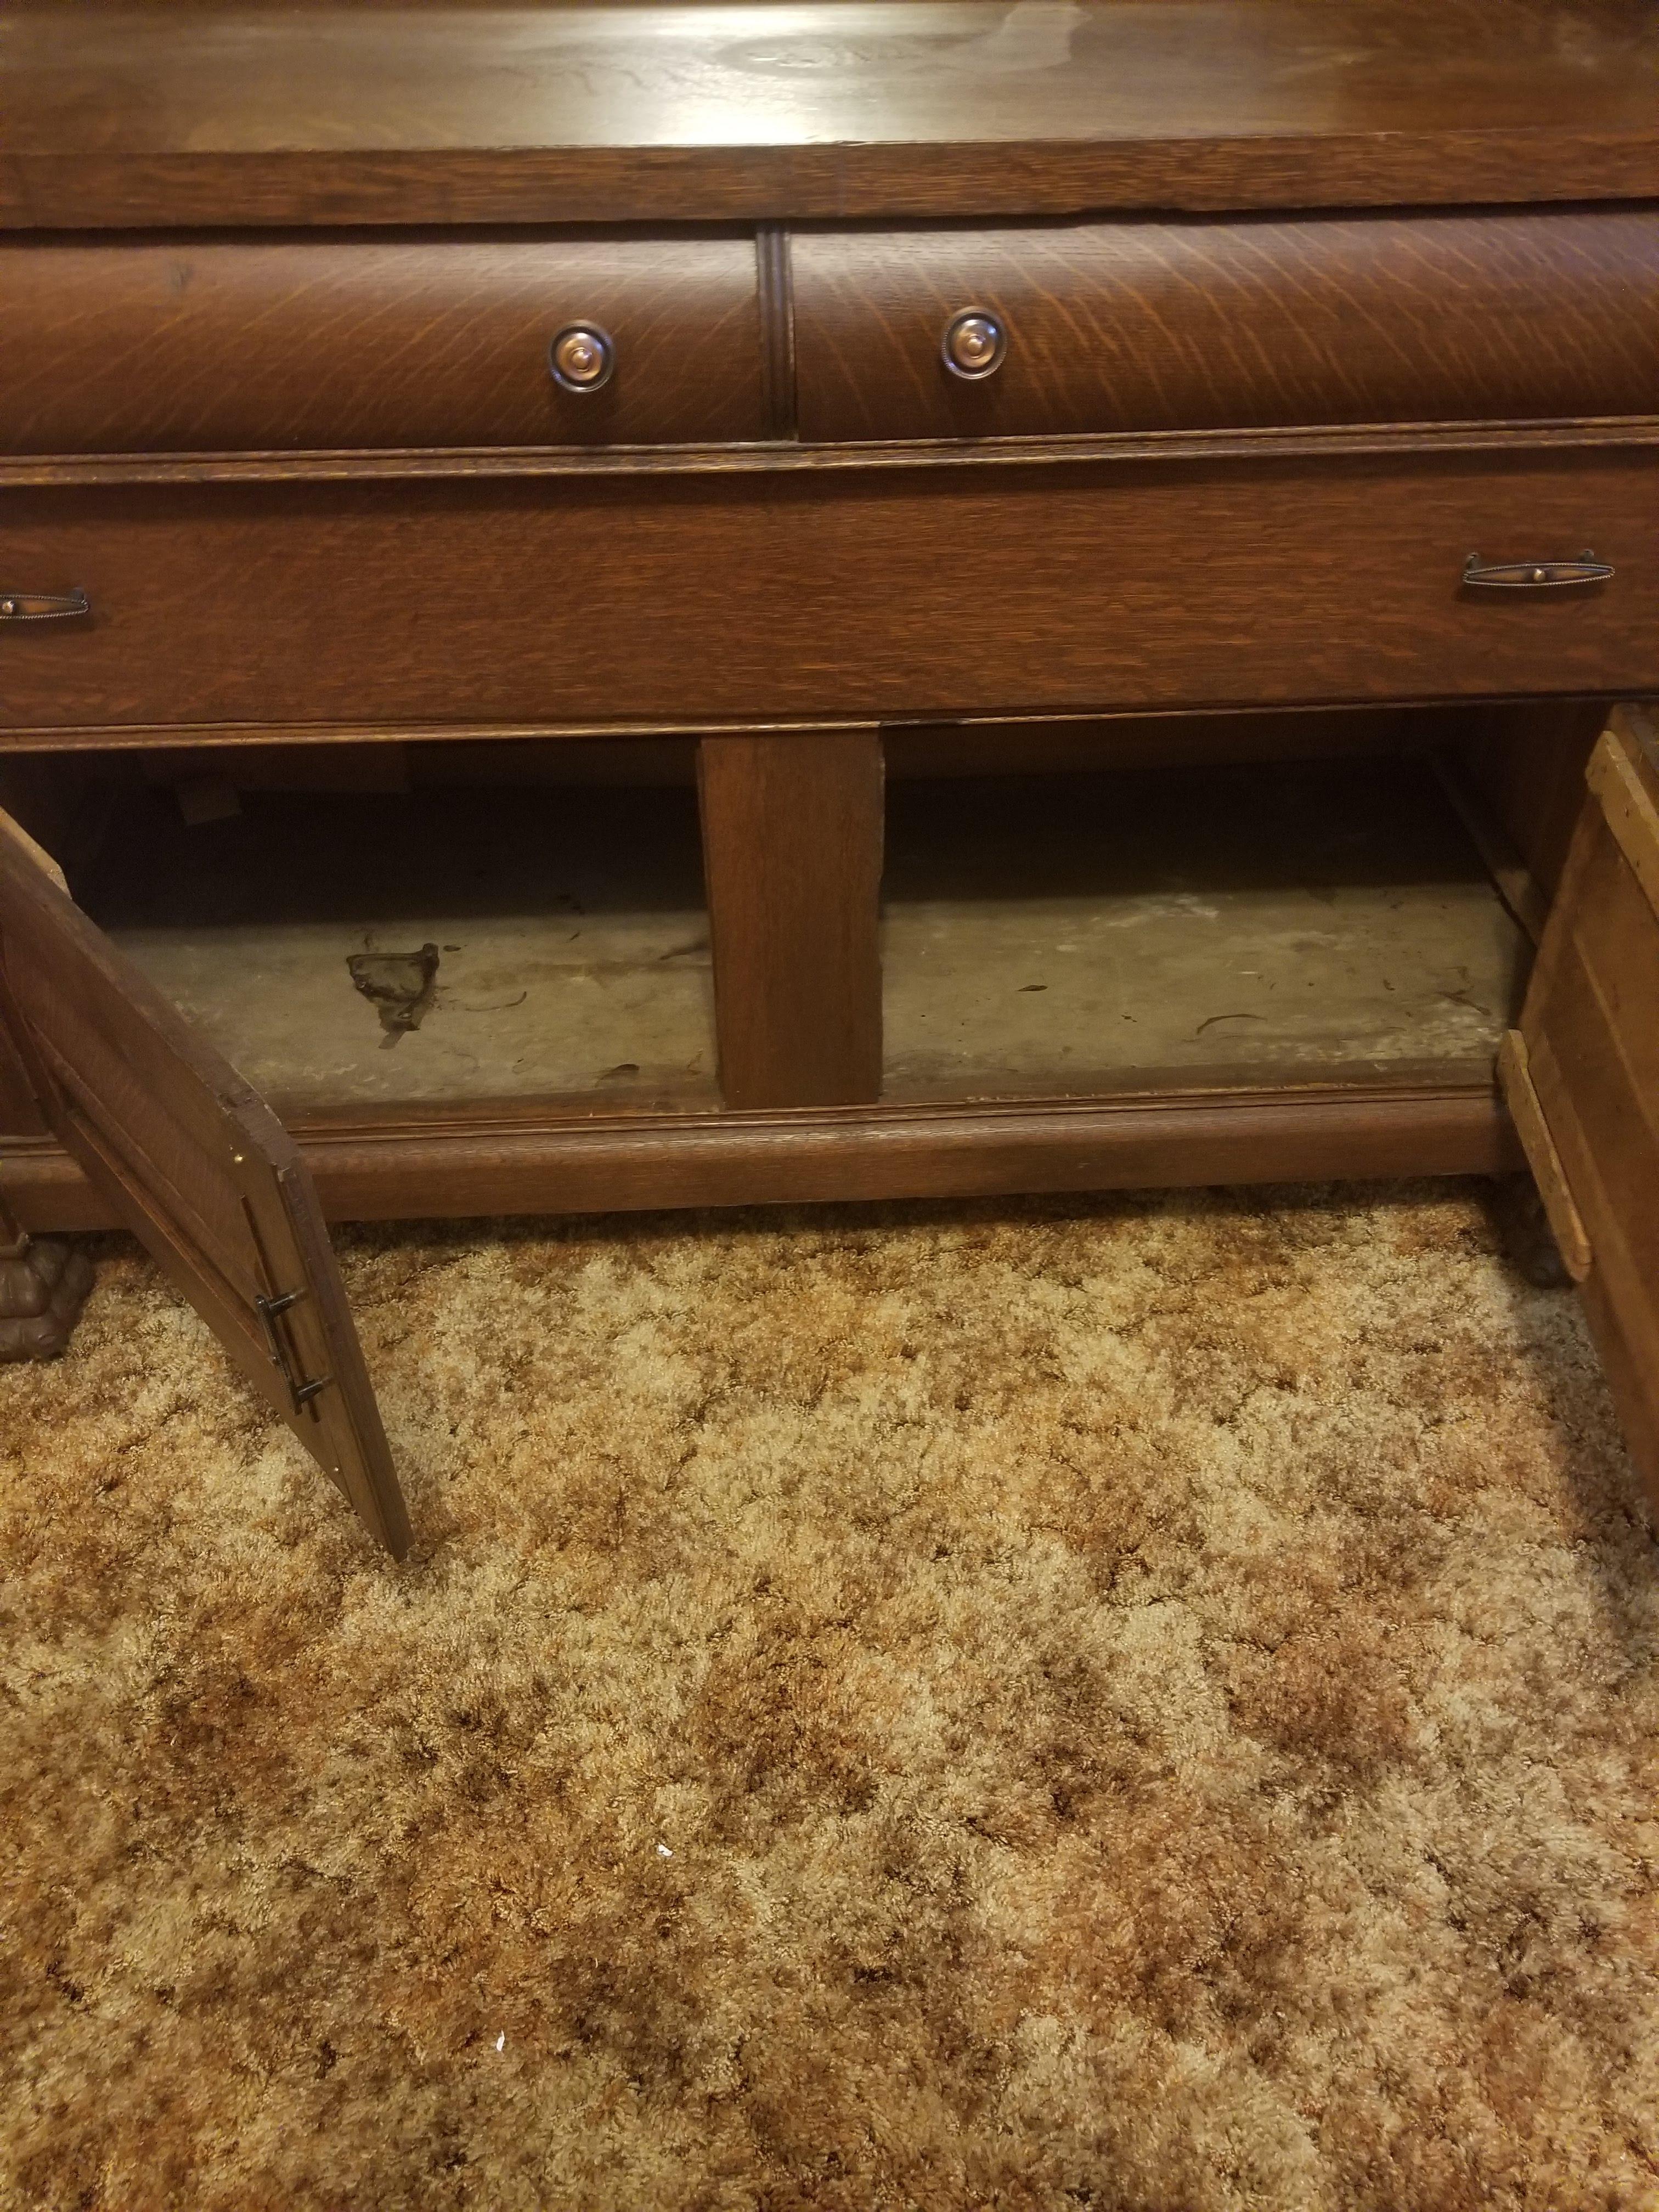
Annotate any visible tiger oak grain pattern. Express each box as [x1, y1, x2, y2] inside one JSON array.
[[0, 234, 768, 453], [793, 210, 1659, 442], [3, 2, 1658, 227], [3, 453, 1656, 732]]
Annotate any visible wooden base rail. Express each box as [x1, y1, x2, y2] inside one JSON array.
[[0, 1083, 1519, 1234]]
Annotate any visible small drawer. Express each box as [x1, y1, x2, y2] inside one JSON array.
[[792, 209, 1659, 443], [1, 450, 1656, 732], [0, 234, 769, 452]]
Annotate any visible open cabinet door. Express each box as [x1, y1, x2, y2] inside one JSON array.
[[0, 804, 411, 1556], [1499, 703, 1659, 1513]]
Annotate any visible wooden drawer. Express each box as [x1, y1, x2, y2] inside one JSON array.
[[2, 450, 1657, 731], [792, 210, 1659, 443], [0, 234, 769, 452]]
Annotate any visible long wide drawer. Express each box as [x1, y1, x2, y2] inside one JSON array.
[[2, 449, 1656, 730], [0, 234, 769, 452], [792, 209, 1659, 442]]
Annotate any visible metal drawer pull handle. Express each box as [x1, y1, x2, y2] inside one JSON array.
[[942, 307, 1008, 381], [549, 322, 615, 392], [1463, 552, 1613, 589], [0, 589, 90, 621], [256, 1287, 332, 1414]]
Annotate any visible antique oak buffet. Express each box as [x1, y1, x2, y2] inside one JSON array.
[[1, 0, 1657, 1555]]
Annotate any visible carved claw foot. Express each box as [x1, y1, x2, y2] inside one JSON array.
[[0, 1231, 95, 1360], [1488, 1173, 1572, 1291]]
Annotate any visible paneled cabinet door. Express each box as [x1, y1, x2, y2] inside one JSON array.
[[1499, 703, 1659, 1511], [0, 805, 410, 1556]]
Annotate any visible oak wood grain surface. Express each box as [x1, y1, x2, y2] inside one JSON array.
[[793, 210, 1659, 441], [1517, 712, 1659, 1512], [0, 1080, 1518, 1233], [2, 452, 1655, 731], [0, 234, 768, 452], [5, 420, 1658, 490], [698, 731, 885, 1109], [0, 804, 408, 1549], [1446, 699, 1606, 901], [2, 2, 1657, 228]]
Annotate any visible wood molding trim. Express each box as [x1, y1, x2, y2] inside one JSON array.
[[2, 417, 1656, 489], [0, 703, 1621, 759], [0, 1082, 1519, 1233]]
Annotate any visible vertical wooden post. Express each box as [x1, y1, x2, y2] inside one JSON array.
[[697, 728, 884, 1110]]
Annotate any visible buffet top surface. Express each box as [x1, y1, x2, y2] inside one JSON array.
[[3, 0, 1657, 228]]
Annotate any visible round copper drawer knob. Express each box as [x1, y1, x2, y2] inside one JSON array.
[[941, 308, 1008, 381], [550, 323, 616, 392]]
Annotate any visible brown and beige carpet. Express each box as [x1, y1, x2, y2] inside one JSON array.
[[2, 1180, 1657, 2210]]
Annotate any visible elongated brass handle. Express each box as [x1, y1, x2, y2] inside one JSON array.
[[255, 1287, 332, 1414], [1463, 552, 1612, 589], [0, 589, 89, 621]]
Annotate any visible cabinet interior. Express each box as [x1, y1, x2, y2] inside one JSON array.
[[70, 749, 718, 1119], [879, 753, 1529, 1101], [3, 706, 1567, 1127]]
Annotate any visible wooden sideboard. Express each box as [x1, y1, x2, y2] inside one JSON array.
[[1, 0, 1657, 1554]]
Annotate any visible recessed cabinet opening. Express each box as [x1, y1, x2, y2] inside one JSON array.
[[0, 715, 1565, 1143], [59, 745, 717, 1120], [879, 751, 1533, 1102]]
